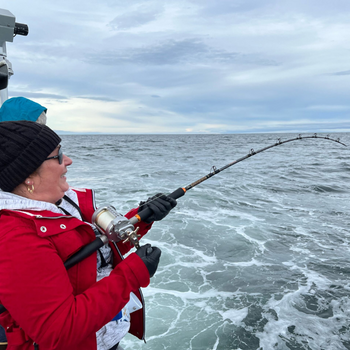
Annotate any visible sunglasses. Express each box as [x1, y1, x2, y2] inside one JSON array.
[[45, 147, 63, 164]]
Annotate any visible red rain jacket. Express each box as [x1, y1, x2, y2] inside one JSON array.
[[0, 188, 152, 350]]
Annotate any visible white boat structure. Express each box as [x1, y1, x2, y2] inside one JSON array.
[[0, 8, 28, 106]]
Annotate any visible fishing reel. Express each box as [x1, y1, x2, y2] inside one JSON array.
[[92, 205, 141, 249]]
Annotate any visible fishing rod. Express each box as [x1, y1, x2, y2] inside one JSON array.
[[81, 134, 347, 261], [0, 134, 346, 315], [133, 134, 346, 220]]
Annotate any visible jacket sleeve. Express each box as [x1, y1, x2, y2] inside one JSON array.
[[0, 218, 150, 349]]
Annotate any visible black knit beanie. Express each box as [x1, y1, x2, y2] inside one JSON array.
[[0, 121, 61, 192]]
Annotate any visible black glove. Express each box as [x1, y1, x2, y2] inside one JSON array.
[[138, 193, 177, 224], [136, 244, 162, 278]]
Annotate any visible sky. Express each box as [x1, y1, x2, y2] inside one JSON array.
[[1, 0, 350, 134]]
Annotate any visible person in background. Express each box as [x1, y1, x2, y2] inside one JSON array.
[[0, 97, 47, 124], [0, 120, 177, 350]]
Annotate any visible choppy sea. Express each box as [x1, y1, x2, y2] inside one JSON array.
[[60, 133, 350, 350]]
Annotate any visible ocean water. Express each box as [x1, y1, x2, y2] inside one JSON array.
[[60, 133, 350, 350]]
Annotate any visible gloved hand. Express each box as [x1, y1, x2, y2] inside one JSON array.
[[136, 244, 162, 278], [138, 193, 177, 224]]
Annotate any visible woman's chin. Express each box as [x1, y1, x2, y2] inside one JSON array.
[[61, 181, 70, 193]]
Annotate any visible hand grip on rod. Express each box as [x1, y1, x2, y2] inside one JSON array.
[[131, 187, 186, 224]]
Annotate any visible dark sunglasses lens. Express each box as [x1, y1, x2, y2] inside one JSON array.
[[58, 148, 63, 164]]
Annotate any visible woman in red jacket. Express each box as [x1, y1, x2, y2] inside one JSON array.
[[0, 121, 176, 350]]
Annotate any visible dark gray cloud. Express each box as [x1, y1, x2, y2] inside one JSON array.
[[190, 0, 350, 16], [9, 91, 68, 100], [78, 96, 120, 102], [101, 39, 209, 65], [86, 38, 278, 67], [109, 9, 161, 30], [332, 70, 350, 76], [190, 0, 271, 15]]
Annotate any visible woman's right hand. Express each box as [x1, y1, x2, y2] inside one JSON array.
[[136, 244, 161, 278]]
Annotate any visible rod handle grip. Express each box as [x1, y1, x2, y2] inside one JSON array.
[[135, 187, 186, 223], [64, 236, 106, 270]]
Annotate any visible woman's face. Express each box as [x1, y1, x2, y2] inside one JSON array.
[[29, 145, 73, 204]]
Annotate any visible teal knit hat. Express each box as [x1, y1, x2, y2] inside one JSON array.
[[0, 97, 47, 122]]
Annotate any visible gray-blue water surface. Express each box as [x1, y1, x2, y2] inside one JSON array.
[[60, 133, 350, 350]]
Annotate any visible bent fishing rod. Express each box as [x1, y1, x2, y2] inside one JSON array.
[[70, 134, 347, 266], [137, 134, 346, 215], [0, 134, 345, 315]]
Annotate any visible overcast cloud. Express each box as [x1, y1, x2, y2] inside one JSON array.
[[2, 0, 350, 133]]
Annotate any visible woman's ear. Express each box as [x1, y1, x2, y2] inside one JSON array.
[[12, 177, 34, 196], [24, 177, 35, 195], [24, 177, 33, 186]]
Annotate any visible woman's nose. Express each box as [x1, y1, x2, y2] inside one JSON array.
[[63, 154, 73, 166]]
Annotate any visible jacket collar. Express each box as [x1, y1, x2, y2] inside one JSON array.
[[0, 188, 82, 219]]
